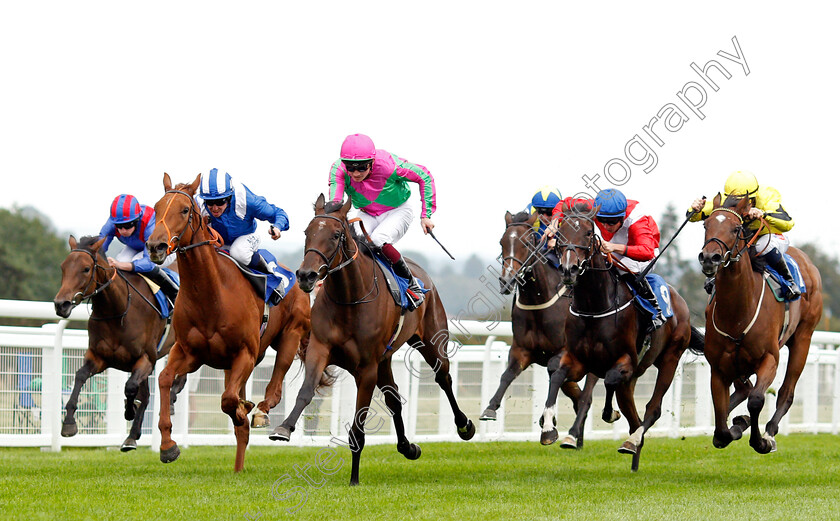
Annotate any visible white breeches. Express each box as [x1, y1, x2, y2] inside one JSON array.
[[353, 201, 415, 247], [229, 233, 261, 265], [754, 233, 789, 256], [117, 247, 175, 269]]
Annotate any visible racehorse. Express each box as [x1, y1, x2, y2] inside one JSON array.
[[145, 173, 311, 472], [53, 235, 186, 451], [698, 194, 822, 453], [543, 201, 703, 471], [271, 195, 475, 485], [482, 210, 619, 448]]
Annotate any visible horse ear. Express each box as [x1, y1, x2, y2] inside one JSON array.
[[735, 194, 751, 214], [163, 173, 172, 191], [186, 174, 201, 195], [68, 235, 77, 249], [712, 193, 722, 208], [91, 236, 107, 252], [504, 211, 513, 225], [339, 197, 353, 218], [315, 194, 326, 215], [527, 212, 539, 226]]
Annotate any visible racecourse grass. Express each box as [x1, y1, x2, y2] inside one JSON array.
[[2, 434, 840, 521]]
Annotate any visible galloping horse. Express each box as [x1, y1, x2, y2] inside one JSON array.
[[53, 235, 186, 451], [698, 194, 822, 453], [145, 173, 311, 472], [482, 210, 618, 448], [544, 202, 702, 471], [271, 195, 475, 485]]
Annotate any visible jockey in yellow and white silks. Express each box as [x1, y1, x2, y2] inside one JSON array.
[[689, 170, 799, 296]]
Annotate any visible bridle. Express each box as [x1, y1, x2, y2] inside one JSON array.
[[700, 207, 755, 268], [304, 214, 378, 305], [68, 248, 117, 305], [156, 190, 222, 255]]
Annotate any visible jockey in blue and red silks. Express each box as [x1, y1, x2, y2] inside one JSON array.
[[328, 133, 436, 311], [99, 194, 179, 302], [197, 168, 290, 305]]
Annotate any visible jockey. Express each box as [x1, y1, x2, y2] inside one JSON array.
[[328, 133, 435, 311], [198, 168, 290, 305], [550, 188, 664, 330], [99, 194, 179, 303], [689, 170, 799, 297], [527, 186, 562, 239]]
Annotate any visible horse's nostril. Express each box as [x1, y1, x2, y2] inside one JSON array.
[[711, 253, 722, 264]]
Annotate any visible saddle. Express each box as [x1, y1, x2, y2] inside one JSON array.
[[359, 248, 428, 310], [216, 249, 295, 304], [764, 254, 806, 302]]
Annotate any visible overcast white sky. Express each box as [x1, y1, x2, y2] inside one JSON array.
[[2, 2, 838, 264]]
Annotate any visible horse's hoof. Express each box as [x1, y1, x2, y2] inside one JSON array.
[[251, 411, 270, 429], [604, 410, 621, 424], [752, 434, 776, 455], [269, 425, 291, 442], [61, 422, 77, 438], [239, 399, 255, 414], [399, 443, 422, 460], [479, 409, 497, 421], [457, 420, 476, 441], [765, 434, 777, 453], [120, 438, 137, 452], [732, 415, 751, 431], [540, 428, 559, 446], [618, 441, 637, 455], [560, 435, 579, 450], [713, 435, 729, 449], [160, 443, 180, 463]]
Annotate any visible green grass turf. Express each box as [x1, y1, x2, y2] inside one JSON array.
[[2, 434, 839, 521]]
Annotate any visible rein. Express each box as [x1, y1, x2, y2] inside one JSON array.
[[157, 189, 223, 255]]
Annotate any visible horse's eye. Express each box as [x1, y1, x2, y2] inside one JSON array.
[[181, 208, 189, 215], [333, 231, 341, 239], [83, 267, 90, 273]]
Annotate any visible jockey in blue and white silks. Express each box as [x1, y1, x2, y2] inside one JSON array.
[[197, 168, 290, 304], [99, 194, 179, 301]]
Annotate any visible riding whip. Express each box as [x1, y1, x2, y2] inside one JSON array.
[[428, 230, 455, 260], [635, 203, 702, 282]]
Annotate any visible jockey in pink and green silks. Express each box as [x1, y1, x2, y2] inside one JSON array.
[[328, 133, 436, 311]]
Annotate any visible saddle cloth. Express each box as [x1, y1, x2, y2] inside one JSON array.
[[217, 249, 295, 305], [370, 252, 429, 310], [627, 274, 674, 320], [764, 254, 807, 302], [137, 267, 179, 319]]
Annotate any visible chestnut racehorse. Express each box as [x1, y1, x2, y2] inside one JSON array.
[[698, 194, 823, 453], [271, 195, 475, 485], [482, 210, 618, 449], [53, 235, 186, 451], [544, 202, 703, 471], [145, 173, 311, 472]]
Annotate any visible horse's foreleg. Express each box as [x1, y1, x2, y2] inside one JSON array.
[[158, 342, 193, 464], [728, 378, 753, 414], [481, 345, 531, 421], [711, 368, 743, 449], [562, 366, 592, 450], [122, 378, 150, 452], [747, 352, 779, 454], [273, 339, 329, 442], [221, 350, 257, 473], [124, 357, 153, 422], [641, 344, 683, 433], [376, 362, 421, 461], [540, 353, 571, 446], [766, 330, 813, 438], [349, 365, 378, 486], [614, 379, 644, 471], [255, 332, 300, 428], [62, 354, 105, 437]]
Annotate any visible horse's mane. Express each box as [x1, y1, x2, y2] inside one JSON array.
[[511, 210, 530, 223], [173, 182, 193, 192], [77, 235, 108, 261]]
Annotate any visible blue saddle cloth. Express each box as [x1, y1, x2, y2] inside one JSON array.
[[372, 253, 429, 310], [219, 249, 295, 304], [151, 268, 179, 318], [764, 254, 806, 301], [628, 274, 674, 320]]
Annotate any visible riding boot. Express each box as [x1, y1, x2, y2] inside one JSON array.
[[391, 257, 425, 311], [248, 253, 285, 305], [147, 266, 179, 304], [763, 248, 801, 297], [635, 275, 665, 331]]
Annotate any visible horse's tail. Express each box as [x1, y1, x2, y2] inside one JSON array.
[[688, 325, 705, 356], [296, 333, 336, 391]]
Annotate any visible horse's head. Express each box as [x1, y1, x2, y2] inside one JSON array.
[[146, 173, 203, 264], [296, 194, 355, 293], [698, 193, 751, 276], [498, 210, 540, 294], [53, 235, 109, 318], [556, 202, 598, 287]]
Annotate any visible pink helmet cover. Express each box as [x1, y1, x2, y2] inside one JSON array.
[[340, 133, 376, 160]]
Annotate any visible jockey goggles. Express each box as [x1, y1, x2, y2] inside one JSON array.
[[597, 216, 623, 226], [204, 197, 231, 208], [343, 160, 373, 172], [115, 219, 139, 230]]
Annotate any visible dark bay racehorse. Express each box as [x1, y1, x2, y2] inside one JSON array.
[[272, 195, 475, 485], [482, 210, 618, 449], [544, 202, 703, 471], [145, 173, 311, 472], [698, 194, 823, 453], [53, 235, 186, 451]]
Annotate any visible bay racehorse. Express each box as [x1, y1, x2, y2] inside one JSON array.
[[543, 201, 703, 471], [271, 195, 475, 485], [482, 210, 619, 448], [698, 194, 823, 453], [145, 173, 311, 472], [53, 235, 186, 451]]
